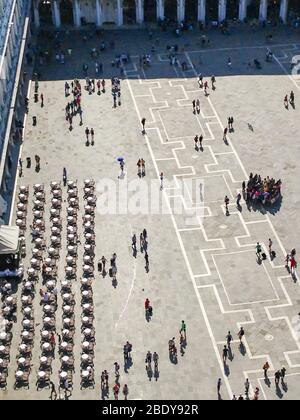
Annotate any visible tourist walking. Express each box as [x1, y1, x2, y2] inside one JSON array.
[[123, 341, 132, 362], [268, 238, 273, 255], [253, 387, 259, 400], [101, 256, 107, 273], [180, 320, 186, 340], [222, 345, 228, 363], [223, 127, 228, 142], [198, 74, 203, 88], [97, 79, 101, 95], [242, 180, 246, 194], [123, 384, 128, 400], [141, 158, 146, 176], [35, 155, 41, 171], [204, 80, 208, 95], [290, 90, 295, 105], [100, 371, 105, 389], [113, 383, 120, 400], [65, 82, 70, 96], [50, 381, 57, 400], [132, 234, 137, 252], [85, 127, 90, 141], [244, 378, 250, 398], [68, 114, 72, 130], [137, 158, 142, 177], [153, 351, 159, 367], [226, 331, 233, 347], [263, 361, 270, 377], [140, 233, 144, 252], [145, 252, 149, 270], [199, 134, 203, 149], [224, 195, 229, 214], [114, 361, 120, 379], [211, 75, 216, 89], [192, 99, 196, 112], [145, 350, 152, 366], [91, 128, 95, 145], [236, 193, 241, 208], [194, 135, 198, 149], [111, 253, 117, 268], [290, 255, 297, 274], [217, 378, 222, 394], [104, 370, 109, 388], [145, 297, 150, 308], [281, 366, 286, 384], [285, 253, 290, 269], [63, 167, 67, 187], [160, 172, 164, 190], [275, 370, 281, 386], [237, 326, 245, 343], [256, 242, 262, 259], [118, 160, 125, 179], [141, 117, 146, 133]]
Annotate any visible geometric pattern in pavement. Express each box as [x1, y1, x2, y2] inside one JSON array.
[[125, 50, 300, 399]]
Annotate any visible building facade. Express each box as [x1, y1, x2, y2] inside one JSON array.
[[33, 0, 299, 27], [0, 0, 32, 223]]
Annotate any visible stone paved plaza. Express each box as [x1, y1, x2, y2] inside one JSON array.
[[1, 25, 300, 400]]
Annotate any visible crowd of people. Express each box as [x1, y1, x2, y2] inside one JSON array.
[[242, 173, 282, 205], [131, 229, 149, 272], [64, 79, 83, 130], [111, 77, 121, 107]]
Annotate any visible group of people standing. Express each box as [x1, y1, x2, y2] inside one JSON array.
[[131, 228, 149, 271], [64, 80, 83, 130], [283, 90, 295, 109], [111, 77, 121, 108], [85, 127, 95, 146], [100, 366, 129, 400]]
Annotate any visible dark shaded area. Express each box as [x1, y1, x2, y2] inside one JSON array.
[[123, 0, 136, 24], [226, 0, 239, 20], [144, 0, 157, 22], [60, 0, 74, 25], [32, 25, 300, 84], [185, 0, 198, 22]]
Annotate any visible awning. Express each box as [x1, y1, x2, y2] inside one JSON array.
[[0, 225, 20, 254]]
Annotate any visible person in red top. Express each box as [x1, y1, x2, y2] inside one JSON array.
[[204, 80, 208, 95], [113, 383, 119, 400], [290, 256, 297, 274], [145, 298, 150, 310]]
